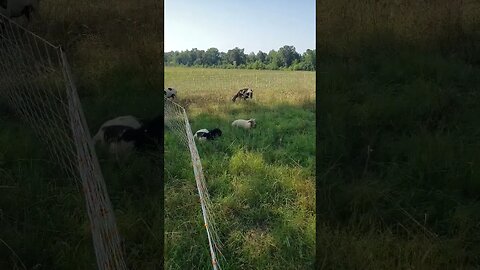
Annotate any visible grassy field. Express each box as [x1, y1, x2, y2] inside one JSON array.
[[164, 67, 316, 269], [1, 0, 163, 269], [318, 0, 480, 268]]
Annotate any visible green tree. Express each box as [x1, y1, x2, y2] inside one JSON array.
[[204, 47, 220, 66], [219, 52, 228, 64], [302, 49, 316, 71], [256, 51, 267, 63], [176, 50, 192, 66], [226, 47, 246, 66], [267, 50, 281, 69], [164, 45, 315, 71], [246, 52, 257, 63], [277, 45, 300, 68]]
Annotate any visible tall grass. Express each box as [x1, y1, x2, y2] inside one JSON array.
[[164, 67, 316, 269], [318, 0, 480, 268], [1, 0, 163, 269], [318, 0, 480, 62]]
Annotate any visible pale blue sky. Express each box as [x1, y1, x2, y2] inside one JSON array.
[[165, 0, 315, 54]]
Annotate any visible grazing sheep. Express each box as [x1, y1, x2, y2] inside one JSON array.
[[193, 129, 209, 140], [0, 0, 40, 22], [208, 128, 222, 138], [232, 88, 253, 102], [121, 115, 163, 149], [93, 115, 141, 144], [164, 87, 177, 100], [93, 115, 142, 155], [93, 114, 163, 157], [231, 119, 256, 129], [194, 128, 222, 141]]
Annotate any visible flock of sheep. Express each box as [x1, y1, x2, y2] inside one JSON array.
[[92, 87, 256, 158], [165, 87, 257, 141], [2, 1, 257, 157]]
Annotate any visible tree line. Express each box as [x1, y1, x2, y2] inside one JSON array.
[[164, 45, 316, 71]]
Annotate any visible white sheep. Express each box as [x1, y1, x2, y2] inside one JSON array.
[[0, 0, 40, 22], [164, 87, 177, 100], [231, 118, 256, 129]]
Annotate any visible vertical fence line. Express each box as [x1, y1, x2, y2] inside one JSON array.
[[164, 98, 224, 270], [184, 108, 219, 270], [60, 49, 127, 270], [0, 13, 127, 270]]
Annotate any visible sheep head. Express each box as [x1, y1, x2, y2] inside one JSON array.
[[248, 119, 256, 128]]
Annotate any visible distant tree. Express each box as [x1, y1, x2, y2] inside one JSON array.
[[164, 45, 315, 71], [188, 48, 200, 66], [176, 50, 191, 66], [164, 51, 172, 65], [277, 45, 300, 67], [168, 51, 180, 65], [256, 51, 267, 63], [204, 47, 220, 66], [246, 52, 256, 63], [267, 50, 281, 69], [302, 49, 316, 71], [226, 47, 246, 66], [266, 50, 275, 62], [219, 52, 228, 64], [191, 48, 205, 66], [251, 60, 266, 69]]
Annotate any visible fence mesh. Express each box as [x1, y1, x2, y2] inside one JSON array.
[[0, 14, 127, 270], [164, 97, 225, 270]]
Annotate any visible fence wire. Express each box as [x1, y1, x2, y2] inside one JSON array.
[[0, 14, 127, 270], [164, 98, 225, 270]]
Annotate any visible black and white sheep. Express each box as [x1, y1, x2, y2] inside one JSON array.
[[0, 0, 40, 22], [164, 87, 177, 100], [231, 119, 256, 129], [231, 88, 253, 102], [93, 115, 162, 156], [193, 128, 222, 141], [93, 115, 142, 155], [93, 116, 141, 143], [121, 115, 163, 150]]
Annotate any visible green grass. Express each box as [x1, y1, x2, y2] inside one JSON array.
[[318, 1, 480, 268], [0, 74, 165, 269], [1, 0, 163, 269], [318, 51, 480, 268], [164, 67, 316, 269]]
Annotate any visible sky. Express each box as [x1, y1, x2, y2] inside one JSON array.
[[165, 0, 315, 54]]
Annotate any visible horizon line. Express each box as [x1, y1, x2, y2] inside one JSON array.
[[164, 46, 316, 54]]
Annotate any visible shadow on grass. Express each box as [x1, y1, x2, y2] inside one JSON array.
[[0, 73, 164, 269], [317, 38, 480, 268], [0, 118, 164, 270]]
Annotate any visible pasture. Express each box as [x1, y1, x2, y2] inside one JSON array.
[[164, 67, 316, 269], [1, 0, 162, 269], [318, 0, 480, 268]]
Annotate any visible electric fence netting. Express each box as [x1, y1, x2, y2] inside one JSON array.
[[0, 14, 127, 270], [164, 97, 225, 270]]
